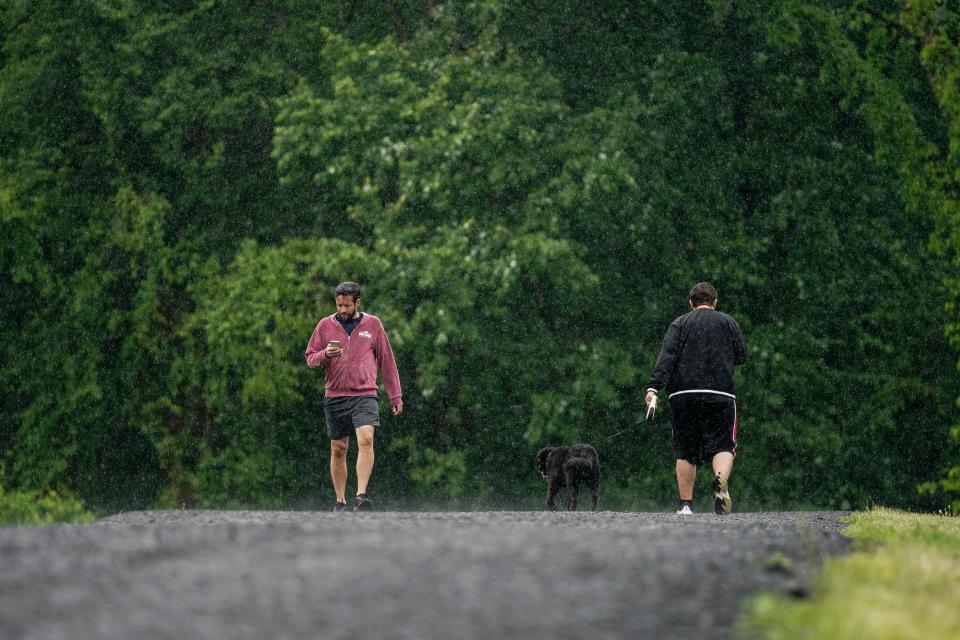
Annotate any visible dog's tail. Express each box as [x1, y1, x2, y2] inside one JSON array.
[[564, 457, 595, 481]]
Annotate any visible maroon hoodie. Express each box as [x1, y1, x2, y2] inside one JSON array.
[[304, 313, 402, 405]]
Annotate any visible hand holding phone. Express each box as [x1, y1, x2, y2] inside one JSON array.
[[326, 340, 343, 358]]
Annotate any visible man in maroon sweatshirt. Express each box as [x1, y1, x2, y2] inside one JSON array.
[[305, 282, 403, 512]]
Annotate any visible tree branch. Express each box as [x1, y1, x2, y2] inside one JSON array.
[[857, 3, 915, 41], [387, 0, 410, 43]]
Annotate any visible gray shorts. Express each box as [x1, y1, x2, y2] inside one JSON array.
[[324, 396, 380, 440]]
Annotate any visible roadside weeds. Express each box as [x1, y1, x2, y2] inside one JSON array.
[[737, 507, 960, 639]]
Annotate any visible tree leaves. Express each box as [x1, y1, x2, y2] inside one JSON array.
[[1, 1, 958, 510]]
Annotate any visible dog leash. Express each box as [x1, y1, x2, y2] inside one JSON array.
[[605, 397, 658, 440], [604, 423, 637, 440]]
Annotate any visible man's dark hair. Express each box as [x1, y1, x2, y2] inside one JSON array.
[[335, 281, 361, 301], [689, 282, 717, 306]]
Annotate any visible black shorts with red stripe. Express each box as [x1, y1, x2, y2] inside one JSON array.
[[669, 392, 737, 465]]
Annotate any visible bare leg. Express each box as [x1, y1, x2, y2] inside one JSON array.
[[711, 451, 735, 514], [712, 451, 734, 481], [355, 425, 375, 495], [330, 437, 349, 503], [676, 459, 696, 501]]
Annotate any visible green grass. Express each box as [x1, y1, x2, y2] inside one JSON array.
[[738, 508, 960, 639]]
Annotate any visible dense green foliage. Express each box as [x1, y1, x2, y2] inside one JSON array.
[[0, 486, 93, 525], [2, 1, 958, 512]]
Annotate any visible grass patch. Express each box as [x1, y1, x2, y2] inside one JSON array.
[[738, 508, 960, 640]]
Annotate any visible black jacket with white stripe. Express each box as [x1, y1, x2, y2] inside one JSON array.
[[646, 308, 747, 398]]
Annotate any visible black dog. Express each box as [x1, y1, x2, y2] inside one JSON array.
[[535, 444, 600, 511]]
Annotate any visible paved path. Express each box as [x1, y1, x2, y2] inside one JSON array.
[[0, 510, 849, 639]]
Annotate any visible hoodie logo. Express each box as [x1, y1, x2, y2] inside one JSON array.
[[358, 330, 372, 338]]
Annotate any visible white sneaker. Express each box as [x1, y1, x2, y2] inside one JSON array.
[[676, 501, 693, 515]]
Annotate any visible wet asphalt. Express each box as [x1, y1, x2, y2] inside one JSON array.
[[0, 510, 850, 640]]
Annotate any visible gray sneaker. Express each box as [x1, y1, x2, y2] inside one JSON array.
[[333, 501, 347, 512], [354, 494, 374, 512]]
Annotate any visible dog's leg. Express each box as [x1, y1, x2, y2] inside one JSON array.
[[566, 473, 579, 511], [589, 477, 599, 511], [546, 477, 562, 511]]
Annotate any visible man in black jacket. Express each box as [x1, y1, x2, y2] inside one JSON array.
[[645, 282, 747, 515]]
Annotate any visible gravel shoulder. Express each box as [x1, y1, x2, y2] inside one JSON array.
[[0, 510, 850, 640]]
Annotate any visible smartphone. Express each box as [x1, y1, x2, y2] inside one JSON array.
[[330, 340, 341, 349]]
